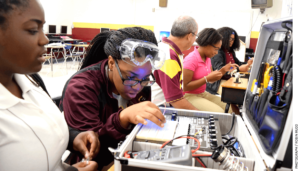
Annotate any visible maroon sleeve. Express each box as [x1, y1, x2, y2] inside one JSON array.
[[63, 76, 131, 143], [154, 50, 183, 103]]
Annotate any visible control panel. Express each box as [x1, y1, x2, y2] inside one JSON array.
[[166, 114, 223, 152]]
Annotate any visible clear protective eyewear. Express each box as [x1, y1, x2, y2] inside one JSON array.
[[115, 60, 156, 87], [117, 39, 166, 70]]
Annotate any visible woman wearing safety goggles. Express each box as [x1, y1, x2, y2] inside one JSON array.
[[59, 27, 166, 170]]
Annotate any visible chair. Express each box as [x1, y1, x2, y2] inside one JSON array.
[[62, 43, 85, 70], [72, 42, 87, 62]]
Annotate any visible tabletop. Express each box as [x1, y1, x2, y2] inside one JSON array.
[[45, 44, 65, 48], [221, 77, 248, 90], [48, 38, 82, 42], [65, 44, 89, 47], [240, 72, 250, 75]]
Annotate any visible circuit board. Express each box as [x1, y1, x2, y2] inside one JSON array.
[[166, 114, 223, 152]]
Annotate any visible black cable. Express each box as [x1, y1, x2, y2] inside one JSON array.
[[221, 137, 242, 157], [198, 157, 207, 168], [272, 67, 276, 92], [275, 66, 282, 92], [222, 113, 235, 136], [161, 135, 194, 148]]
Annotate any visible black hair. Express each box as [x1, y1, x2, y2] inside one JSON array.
[[196, 28, 223, 47], [80, 27, 158, 69], [0, 0, 29, 29], [217, 27, 240, 52], [0, 0, 43, 91]]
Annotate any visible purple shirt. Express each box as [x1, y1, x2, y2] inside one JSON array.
[[183, 46, 211, 94], [60, 59, 150, 167]]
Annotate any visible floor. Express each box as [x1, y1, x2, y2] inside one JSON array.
[[38, 60, 81, 99]]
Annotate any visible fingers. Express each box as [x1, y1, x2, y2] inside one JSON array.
[[74, 133, 89, 159], [73, 161, 98, 171], [72, 161, 86, 168], [145, 105, 166, 123], [232, 64, 239, 67], [87, 132, 100, 159], [144, 111, 164, 128], [135, 115, 147, 125], [146, 101, 161, 111], [78, 142, 89, 159], [85, 161, 98, 171]]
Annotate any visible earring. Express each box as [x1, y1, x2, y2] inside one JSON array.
[[109, 68, 111, 71]]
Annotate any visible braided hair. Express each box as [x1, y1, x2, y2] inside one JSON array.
[[80, 27, 157, 69], [0, 0, 29, 29], [217, 27, 240, 52]]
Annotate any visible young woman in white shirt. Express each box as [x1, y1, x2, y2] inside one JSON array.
[[0, 0, 99, 170]]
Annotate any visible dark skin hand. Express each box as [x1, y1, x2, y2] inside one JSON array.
[[106, 56, 166, 128], [73, 131, 100, 159], [0, 0, 98, 170], [72, 161, 98, 171]]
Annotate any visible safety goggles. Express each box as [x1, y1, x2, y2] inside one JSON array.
[[117, 39, 166, 70], [115, 60, 156, 87]]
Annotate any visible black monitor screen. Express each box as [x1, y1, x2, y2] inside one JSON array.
[[100, 28, 110, 33], [252, 0, 267, 5], [61, 26, 67, 34], [239, 36, 246, 43], [49, 25, 56, 34]]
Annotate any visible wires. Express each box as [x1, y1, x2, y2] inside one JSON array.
[[161, 135, 200, 153], [161, 135, 210, 168], [222, 113, 235, 136], [192, 154, 212, 157], [196, 157, 207, 168], [222, 136, 244, 157], [194, 128, 202, 137]]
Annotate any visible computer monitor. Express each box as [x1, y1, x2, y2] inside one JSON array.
[[61, 26, 67, 34], [100, 28, 110, 33], [49, 25, 56, 34], [239, 36, 246, 43], [159, 31, 170, 41]]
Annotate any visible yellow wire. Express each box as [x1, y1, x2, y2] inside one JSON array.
[[194, 128, 202, 137]]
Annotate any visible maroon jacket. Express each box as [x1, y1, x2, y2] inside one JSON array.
[[60, 59, 151, 167]]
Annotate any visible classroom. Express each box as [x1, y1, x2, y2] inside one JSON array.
[[0, 0, 295, 171]]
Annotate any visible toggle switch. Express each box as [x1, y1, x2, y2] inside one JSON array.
[[209, 125, 215, 129]]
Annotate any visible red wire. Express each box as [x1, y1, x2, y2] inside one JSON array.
[[196, 157, 206, 168], [161, 136, 201, 153], [282, 73, 286, 88], [192, 154, 212, 157], [124, 151, 131, 158]]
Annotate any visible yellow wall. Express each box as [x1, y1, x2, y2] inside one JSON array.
[[250, 31, 260, 39], [73, 22, 154, 31]]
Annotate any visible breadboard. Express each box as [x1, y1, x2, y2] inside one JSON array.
[[136, 120, 178, 143]]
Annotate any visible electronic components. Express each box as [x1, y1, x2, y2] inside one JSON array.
[[131, 145, 193, 166], [136, 114, 223, 152], [169, 114, 223, 152], [211, 145, 248, 171]]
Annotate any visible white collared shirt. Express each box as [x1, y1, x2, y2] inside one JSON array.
[[0, 74, 70, 171]]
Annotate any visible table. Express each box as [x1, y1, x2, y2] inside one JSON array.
[[65, 44, 89, 47], [45, 44, 65, 77], [240, 72, 250, 79], [48, 38, 82, 42], [221, 77, 248, 113]]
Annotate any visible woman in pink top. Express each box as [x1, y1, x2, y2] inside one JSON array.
[[183, 28, 239, 113]]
